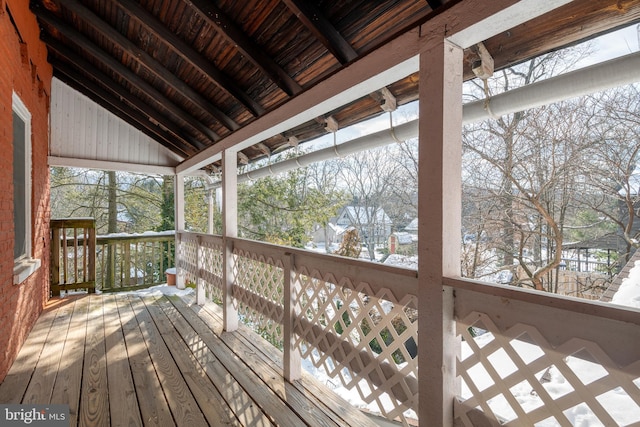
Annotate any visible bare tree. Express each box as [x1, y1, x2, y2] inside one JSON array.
[[338, 148, 397, 260], [462, 49, 593, 291], [579, 84, 640, 264]]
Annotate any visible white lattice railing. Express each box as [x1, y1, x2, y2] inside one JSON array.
[[177, 231, 640, 425], [178, 231, 419, 421], [447, 277, 640, 427]]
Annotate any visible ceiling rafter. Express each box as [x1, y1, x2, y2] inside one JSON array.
[[185, 0, 303, 97], [54, 69, 193, 158], [281, 0, 357, 64], [56, 0, 240, 132], [33, 6, 220, 144], [48, 46, 204, 152], [112, 0, 264, 118]]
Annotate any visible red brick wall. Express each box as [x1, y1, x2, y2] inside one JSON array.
[[0, 0, 52, 383]]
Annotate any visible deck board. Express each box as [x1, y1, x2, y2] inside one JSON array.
[[183, 298, 380, 427], [0, 298, 63, 404], [103, 295, 142, 427], [22, 299, 75, 405], [181, 302, 343, 427], [79, 295, 109, 427], [51, 295, 90, 426], [0, 291, 382, 427], [114, 294, 174, 427]]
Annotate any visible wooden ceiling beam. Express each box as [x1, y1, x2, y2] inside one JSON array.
[[112, 0, 264, 117], [281, 0, 358, 64], [48, 46, 205, 152], [56, 0, 239, 132], [185, 0, 303, 96], [33, 7, 220, 144], [466, 0, 640, 80], [53, 69, 193, 159]]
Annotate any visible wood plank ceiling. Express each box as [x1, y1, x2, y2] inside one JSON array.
[[31, 0, 640, 170]]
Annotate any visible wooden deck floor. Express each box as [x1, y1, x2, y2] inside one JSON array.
[[0, 291, 380, 427]]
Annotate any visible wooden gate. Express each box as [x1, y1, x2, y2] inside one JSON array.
[[50, 218, 96, 296]]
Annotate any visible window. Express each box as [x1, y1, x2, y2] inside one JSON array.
[[12, 92, 40, 284]]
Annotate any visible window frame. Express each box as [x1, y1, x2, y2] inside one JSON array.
[[12, 92, 40, 284]]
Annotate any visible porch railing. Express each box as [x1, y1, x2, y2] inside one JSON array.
[[50, 218, 96, 296], [97, 231, 175, 292], [177, 230, 640, 425], [51, 218, 175, 294]]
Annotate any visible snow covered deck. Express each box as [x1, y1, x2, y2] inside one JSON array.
[[0, 288, 379, 427]]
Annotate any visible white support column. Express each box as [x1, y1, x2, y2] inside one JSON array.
[[283, 253, 301, 382], [222, 149, 239, 332], [175, 173, 186, 289], [417, 38, 463, 425]]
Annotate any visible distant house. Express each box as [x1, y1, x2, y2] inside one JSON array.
[[404, 218, 418, 235], [334, 206, 392, 245], [388, 231, 417, 255], [311, 222, 345, 249]]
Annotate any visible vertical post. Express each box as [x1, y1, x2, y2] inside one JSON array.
[[196, 235, 205, 304], [88, 221, 96, 293], [109, 241, 116, 290], [123, 240, 131, 286], [223, 149, 238, 331], [51, 224, 61, 297], [175, 173, 186, 288], [207, 189, 215, 234], [417, 37, 462, 425], [283, 252, 301, 381]]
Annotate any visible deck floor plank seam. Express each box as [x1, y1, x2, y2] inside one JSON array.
[[126, 295, 209, 427], [185, 302, 342, 427], [79, 295, 110, 427], [192, 297, 380, 427], [103, 294, 143, 427], [140, 294, 242, 426], [114, 294, 175, 427], [1, 292, 384, 427], [165, 296, 308, 426], [153, 295, 274, 426], [0, 298, 64, 404], [22, 298, 76, 405], [51, 296, 91, 426]]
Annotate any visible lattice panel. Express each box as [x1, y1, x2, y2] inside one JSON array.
[[200, 239, 223, 304], [232, 248, 284, 348], [455, 312, 640, 426], [293, 265, 418, 421], [178, 236, 198, 285]]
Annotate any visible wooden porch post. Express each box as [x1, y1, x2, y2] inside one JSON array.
[[283, 253, 301, 381], [175, 173, 186, 289], [222, 149, 239, 331], [417, 38, 462, 425]]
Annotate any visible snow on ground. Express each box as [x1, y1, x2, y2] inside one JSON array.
[[460, 332, 640, 426], [127, 283, 195, 298], [612, 260, 640, 308], [383, 254, 418, 270]]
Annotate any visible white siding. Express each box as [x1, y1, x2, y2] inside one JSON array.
[[50, 78, 183, 170]]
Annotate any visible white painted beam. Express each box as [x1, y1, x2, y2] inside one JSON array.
[[447, 0, 575, 49], [48, 155, 177, 175]]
